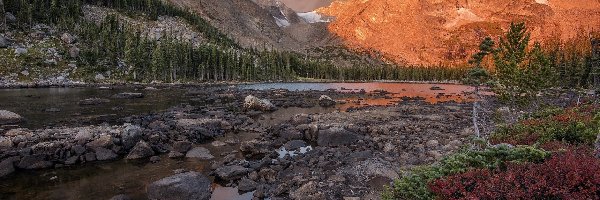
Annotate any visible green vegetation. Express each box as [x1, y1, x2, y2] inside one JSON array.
[[491, 104, 600, 146], [470, 22, 599, 104], [382, 145, 549, 200], [383, 102, 600, 200]]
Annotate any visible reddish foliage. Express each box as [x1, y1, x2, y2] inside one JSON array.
[[429, 150, 600, 200]]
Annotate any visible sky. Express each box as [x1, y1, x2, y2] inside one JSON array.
[[279, 0, 333, 12]]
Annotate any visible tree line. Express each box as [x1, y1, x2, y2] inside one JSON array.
[[2, 0, 469, 82]]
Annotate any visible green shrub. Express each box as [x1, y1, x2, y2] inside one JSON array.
[[382, 145, 549, 200]]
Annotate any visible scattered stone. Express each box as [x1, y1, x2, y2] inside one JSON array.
[[79, 98, 110, 105], [94, 147, 118, 161], [5, 12, 16, 23], [122, 124, 143, 150], [318, 95, 336, 107], [17, 155, 53, 169], [0, 110, 23, 125], [426, 140, 439, 148], [237, 178, 257, 192], [0, 36, 8, 48], [0, 159, 15, 178], [86, 134, 113, 149], [112, 93, 144, 99], [172, 141, 193, 153], [290, 181, 323, 200], [168, 151, 184, 158], [0, 137, 13, 149], [283, 140, 307, 150], [185, 147, 214, 160], [44, 59, 57, 65], [147, 172, 211, 200], [126, 141, 155, 160], [69, 46, 80, 58], [61, 33, 76, 44], [14, 47, 27, 55], [317, 127, 361, 147], [430, 86, 445, 90], [243, 95, 276, 111], [211, 141, 227, 147], [95, 74, 105, 80], [214, 165, 250, 181], [150, 156, 161, 163]]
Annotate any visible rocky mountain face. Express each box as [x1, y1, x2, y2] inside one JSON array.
[[318, 0, 600, 65], [168, 0, 336, 52]]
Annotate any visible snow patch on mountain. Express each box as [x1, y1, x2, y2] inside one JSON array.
[[298, 11, 330, 23], [274, 17, 291, 27]]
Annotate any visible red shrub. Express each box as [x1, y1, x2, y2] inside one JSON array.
[[429, 150, 600, 200]]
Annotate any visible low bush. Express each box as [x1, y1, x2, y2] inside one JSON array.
[[381, 145, 549, 200], [429, 149, 600, 199], [491, 104, 600, 145]]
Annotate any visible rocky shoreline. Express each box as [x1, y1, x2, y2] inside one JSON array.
[[0, 84, 492, 199]]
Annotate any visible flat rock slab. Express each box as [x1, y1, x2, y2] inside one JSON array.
[[112, 93, 144, 99], [147, 172, 211, 200], [0, 110, 23, 125], [185, 147, 214, 160]]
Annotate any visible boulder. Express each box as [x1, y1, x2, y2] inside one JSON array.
[[237, 178, 257, 192], [283, 140, 307, 150], [240, 140, 271, 158], [86, 134, 114, 149], [317, 127, 361, 147], [0, 137, 13, 149], [126, 141, 155, 160], [0, 110, 23, 125], [79, 98, 110, 105], [95, 74, 105, 80], [0, 35, 8, 48], [147, 172, 211, 200], [0, 158, 16, 178], [185, 147, 214, 160], [69, 46, 80, 58], [176, 118, 231, 139], [112, 93, 144, 99], [5, 12, 16, 23], [318, 95, 336, 107], [14, 47, 27, 55], [17, 155, 53, 169], [61, 33, 76, 44], [172, 141, 192, 153], [94, 147, 118, 161], [243, 95, 276, 111], [214, 165, 250, 181], [290, 181, 324, 200], [122, 124, 143, 150]]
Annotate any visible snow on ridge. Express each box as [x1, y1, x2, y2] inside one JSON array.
[[298, 11, 330, 23], [274, 17, 291, 27]]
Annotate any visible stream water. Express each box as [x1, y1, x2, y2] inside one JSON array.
[[0, 82, 476, 200]]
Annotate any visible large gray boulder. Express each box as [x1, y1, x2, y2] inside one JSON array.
[[317, 127, 361, 147], [94, 147, 118, 161], [122, 124, 143, 150], [0, 36, 9, 48], [0, 110, 23, 125], [214, 165, 250, 181], [243, 95, 276, 111], [185, 147, 214, 160], [318, 95, 336, 107], [147, 172, 211, 200], [0, 158, 16, 178], [126, 141, 154, 160], [61, 33, 76, 44]]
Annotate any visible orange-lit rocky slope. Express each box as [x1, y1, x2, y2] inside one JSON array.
[[318, 0, 600, 66]]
